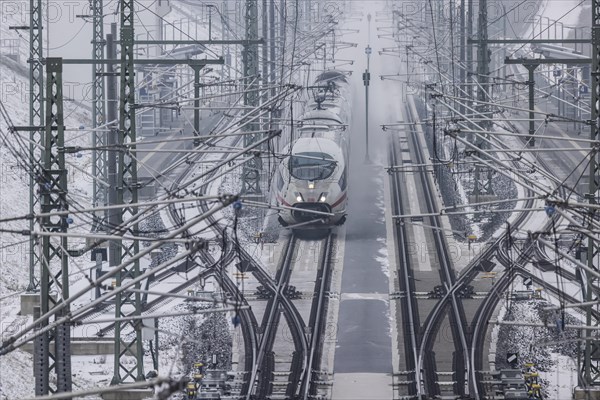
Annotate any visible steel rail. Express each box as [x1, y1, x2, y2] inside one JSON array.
[[389, 117, 423, 397], [301, 233, 335, 398], [403, 98, 472, 397], [468, 110, 571, 396], [243, 239, 308, 399], [248, 235, 298, 398], [172, 130, 308, 398]]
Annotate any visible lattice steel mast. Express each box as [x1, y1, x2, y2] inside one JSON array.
[[34, 57, 72, 395], [111, 0, 145, 383], [241, 0, 261, 194], [583, 0, 600, 388], [473, 0, 494, 197], [91, 0, 107, 231], [27, 0, 44, 292]]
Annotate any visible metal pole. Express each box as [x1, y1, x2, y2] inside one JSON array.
[[192, 64, 201, 145], [364, 14, 372, 164], [112, 0, 145, 383], [95, 252, 102, 299], [459, 0, 466, 114], [33, 305, 48, 395], [91, 0, 107, 232], [42, 57, 72, 395], [502, 4, 507, 82], [241, 0, 261, 194], [269, 0, 276, 117], [583, 0, 600, 387], [208, 5, 212, 40], [107, 24, 119, 279], [526, 64, 538, 146], [27, 0, 44, 293], [280, 0, 285, 77], [473, 0, 493, 196], [365, 69, 370, 163], [466, 0, 473, 112], [477, 0, 489, 121], [406, 45, 410, 84], [261, 0, 269, 139], [154, 319, 159, 371], [222, 1, 231, 83]]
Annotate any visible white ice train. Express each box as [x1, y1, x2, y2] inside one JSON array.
[[275, 70, 351, 229]]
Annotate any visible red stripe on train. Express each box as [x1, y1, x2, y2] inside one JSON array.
[[330, 192, 347, 208], [276, 194, 292, 207]]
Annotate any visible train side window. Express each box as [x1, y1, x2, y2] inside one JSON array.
[[338, 168, 347, 191], [276, 170, 284, 191]]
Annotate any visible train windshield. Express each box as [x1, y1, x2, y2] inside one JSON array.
[[289, 152, 336, 180]]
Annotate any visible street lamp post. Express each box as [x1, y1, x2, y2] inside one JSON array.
[[364, 13, 372, 164]]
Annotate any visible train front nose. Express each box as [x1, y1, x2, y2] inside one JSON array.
[[291, 202, 332, 223]]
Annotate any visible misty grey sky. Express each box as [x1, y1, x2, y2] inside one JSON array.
[[38, 0, 158, 101]]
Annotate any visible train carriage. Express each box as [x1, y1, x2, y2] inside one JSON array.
[[275, 70, 352, 229]]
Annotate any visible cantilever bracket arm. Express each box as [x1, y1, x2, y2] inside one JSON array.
[[468, 38, 590, 44], [504, 56, 591, 65], [37, 57, 225, 65]]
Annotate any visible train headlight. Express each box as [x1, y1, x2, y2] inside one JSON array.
[[319, 192, 328, 202], [294, 192, 304, 202], [308, 181, 315, 189]]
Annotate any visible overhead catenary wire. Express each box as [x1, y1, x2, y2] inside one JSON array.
[[4, 0, 344, 356], [0, 2, 361, 397], [0, 198, 235, 355], [395, 1, 600, 368]]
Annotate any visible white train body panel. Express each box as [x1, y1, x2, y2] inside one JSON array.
[[275, 70, 352, 229]]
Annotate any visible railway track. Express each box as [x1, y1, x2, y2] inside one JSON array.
[[469, 237, 595, 398], [466, 109, 590, 397], [388, 98, 472, 398], [302, 232, 335, 398], [65, 23, 344, 393], [251, 234, 306, 399], [388, 8, 594, 398], [408, 102, 472, 398], [249, 233, 336, 399], [390, 94, 565, 398], [388, 122, 422, 398], [164, 126, 337, 399]]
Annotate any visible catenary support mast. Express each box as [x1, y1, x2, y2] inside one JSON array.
[[34, 57, 72, 395], [241, 0, 261, 194], [27, 0, 44, 292], [91, 0, 107, 231], [583, 0, 600, 388], [111, 0, 145, 383]]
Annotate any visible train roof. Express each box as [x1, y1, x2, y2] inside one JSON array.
[[301, 109, 343, 124], [291, 137, 344, 159], [315, 70, 348, 84]]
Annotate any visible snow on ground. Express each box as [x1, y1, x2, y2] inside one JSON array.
[[158, 303, 232, 374], [0, 351, 36, 400], [418, 96, 519, 245], [375, 237, 389, 279], [404, 0, 588, 396], [0, 4, 97, 398], [495, 298, 580, 398], [373, 169, 389, 278], [0, 0, 303, 396], [543, 353, 578, 400], [0, 1, 232, 396]]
